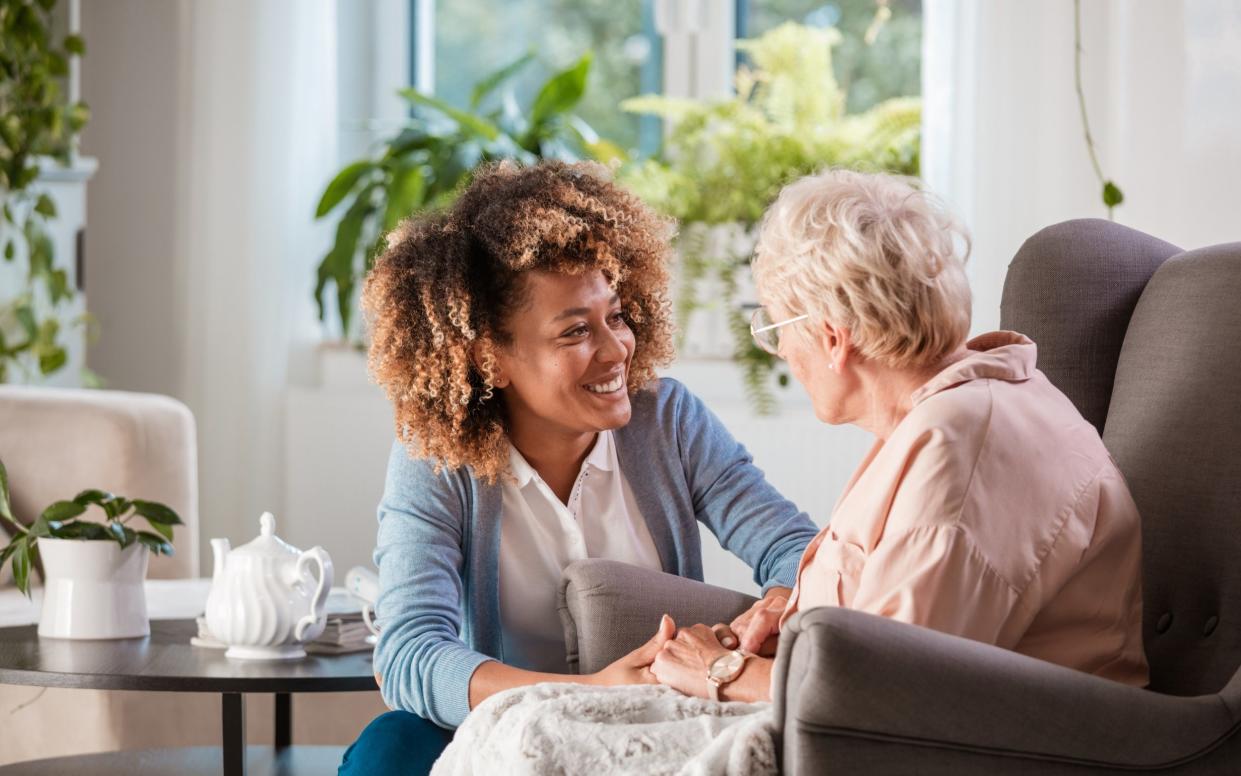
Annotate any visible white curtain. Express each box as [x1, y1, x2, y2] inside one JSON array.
[[922, 0, 1241, 334], [177, 1, 339, 554]]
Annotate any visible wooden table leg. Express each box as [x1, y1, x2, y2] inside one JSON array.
[[222, 692, 246, 776], [275, 692, 292, 750]]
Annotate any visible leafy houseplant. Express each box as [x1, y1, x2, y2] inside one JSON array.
[[620, 22, 921, 412], [0, 458, 182, 597], [0, 0, 92, 382], [314, 51, 622, 342]]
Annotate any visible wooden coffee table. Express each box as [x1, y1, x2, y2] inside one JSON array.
[[0, 618, 377, 775]]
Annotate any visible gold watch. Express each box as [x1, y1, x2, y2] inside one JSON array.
[[706, 649, 753, 701]]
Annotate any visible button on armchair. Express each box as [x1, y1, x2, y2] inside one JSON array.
[[559, 219, 1241, 773]]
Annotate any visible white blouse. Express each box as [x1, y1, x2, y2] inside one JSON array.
[[498, 430, 662, 672]]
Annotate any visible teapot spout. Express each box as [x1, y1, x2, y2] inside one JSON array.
[[210, 538, 231, 584]]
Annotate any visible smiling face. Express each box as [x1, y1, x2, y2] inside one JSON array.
[[493, 269, 636, 444]]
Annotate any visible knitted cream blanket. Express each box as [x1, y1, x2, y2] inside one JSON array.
[[431, 683, 776, 776]]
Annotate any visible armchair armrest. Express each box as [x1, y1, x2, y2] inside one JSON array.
[[559, 559, 757, 674], [773, 606, 1241, 773]]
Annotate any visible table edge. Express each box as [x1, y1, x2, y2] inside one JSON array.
[[0, 666, 378, 693]]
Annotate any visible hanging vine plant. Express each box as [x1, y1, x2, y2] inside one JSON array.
[[0, 0, 91, 383], [1073, 0, 1123, 219]]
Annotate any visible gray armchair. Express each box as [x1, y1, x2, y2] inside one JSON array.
[[559, 219, 1241, 773]]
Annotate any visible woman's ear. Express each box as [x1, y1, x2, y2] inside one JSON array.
[[819, 322, 853, 373], [471, 340, 509, 389]]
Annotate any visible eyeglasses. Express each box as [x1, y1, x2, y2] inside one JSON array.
[[749, 307, 809, 355]]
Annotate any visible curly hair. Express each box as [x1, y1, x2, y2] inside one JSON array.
[[362, 160, 676, 481]]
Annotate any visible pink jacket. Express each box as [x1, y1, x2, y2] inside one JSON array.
[[781, 331, 1149, 686]]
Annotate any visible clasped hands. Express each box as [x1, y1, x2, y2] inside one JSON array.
[[592, 587, 790, 701]]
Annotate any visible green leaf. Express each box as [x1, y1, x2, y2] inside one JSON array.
[[131, 499, 183, 526], [1102, 181, 1124, 208], [27, 227, 52, 277], [40, 500, 86, 523], [28, 516, 51, 537], [73, 489, 115, 506], [48, 268, 70, 304], [38, 345, 66, 375], [3, 241, 13, 261], [382, 128, 436, 160], [16, 305, 38, 341], [51, 521, 109, 540], [315, 160, 374, 218], [314, 191, 373, 329], [12, 538, 31, 597], [382, 164, 426, 231], [0, 459, 12, 524], [135, 531, 174, 556], [469, 50, 536, 109], [528, 54, 592, 135], [67, 102, 90, 132], [0, 542, 18, 572], [103, 497, 131, 521], [147, 520, 174, 542], [34, 193, 56, 218], [108, 522, 136, 548], [64, 34, 86, 56], [47, 52, 68, 78], [398, 88, 500, 141]]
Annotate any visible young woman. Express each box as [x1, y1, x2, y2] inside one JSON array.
[[336, 161, 820, 776]]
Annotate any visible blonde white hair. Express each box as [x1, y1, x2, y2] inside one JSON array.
[[752, 169, 972, 369]]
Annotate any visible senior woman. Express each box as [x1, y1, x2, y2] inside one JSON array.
[[649, 169, 1149, 704], [336, 161, 819, 775]]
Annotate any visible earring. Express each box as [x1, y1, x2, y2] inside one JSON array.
[[828, 363, 836, 372]]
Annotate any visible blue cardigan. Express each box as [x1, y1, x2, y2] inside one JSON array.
[[372, 378, 819, 727]]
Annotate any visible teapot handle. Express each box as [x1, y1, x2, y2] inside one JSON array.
[[293, 546, 334, 643]]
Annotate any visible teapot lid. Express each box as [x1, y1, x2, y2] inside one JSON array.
[[232, 512, 301, 558]]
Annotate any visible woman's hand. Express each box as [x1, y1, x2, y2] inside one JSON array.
[[649, 623, 732, 699], [590, 614, 676, 687], [716, 587, 790, 656]]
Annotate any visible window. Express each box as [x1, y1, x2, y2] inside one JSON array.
[[741, 0, 922, 112], [423, 0, 660, 154]]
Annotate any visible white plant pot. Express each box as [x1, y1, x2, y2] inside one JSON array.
[[37, 539, 150, 640]]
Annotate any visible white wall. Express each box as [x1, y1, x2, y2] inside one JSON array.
[[924, 0, 1241, 335], [79, 2, 190, 398]]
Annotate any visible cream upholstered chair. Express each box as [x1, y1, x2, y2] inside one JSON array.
[[0, 386, 385, 764]]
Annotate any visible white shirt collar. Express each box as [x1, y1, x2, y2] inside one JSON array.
[[508, 431, 615, 488]]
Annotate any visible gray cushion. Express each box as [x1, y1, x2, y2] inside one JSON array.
[[1103, 242, 1241, 697], [775, 607, 1241, 774], [558, 559, 756, 674], [1001, 218, 1180, 433]]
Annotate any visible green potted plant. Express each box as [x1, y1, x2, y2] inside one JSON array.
[[313, 51, 623, 344], [620, 22, 920, 412], [0, 458, 182, 639], [0, 0, 93, 384]]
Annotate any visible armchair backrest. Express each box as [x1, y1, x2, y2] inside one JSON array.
[[1000, 218, 1181, 433], [1102, 243, 1241, 696], [0, 386, 200, 582], [1002, 219, 1241, 697]]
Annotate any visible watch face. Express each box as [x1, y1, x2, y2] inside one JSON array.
[[709, 650, 746, 681]]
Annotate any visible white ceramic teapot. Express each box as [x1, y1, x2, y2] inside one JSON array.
[[205, 512, 333, 660]]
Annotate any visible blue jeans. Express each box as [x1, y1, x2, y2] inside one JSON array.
[[338, 710, 455, 776]]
